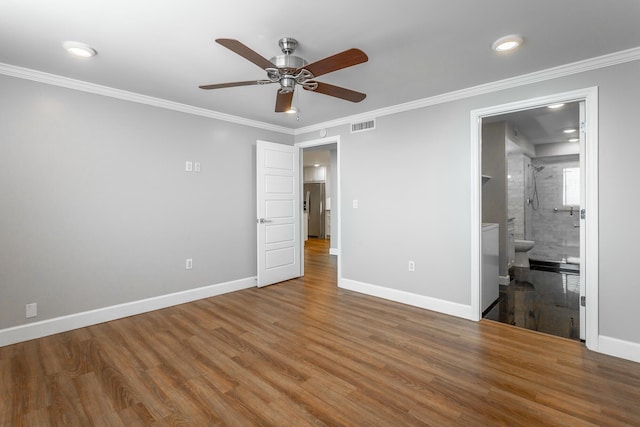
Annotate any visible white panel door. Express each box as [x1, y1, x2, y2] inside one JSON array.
[[256, 141, 301, 287]]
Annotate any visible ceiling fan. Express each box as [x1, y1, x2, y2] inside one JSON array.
[[199, 37, 368, 113]]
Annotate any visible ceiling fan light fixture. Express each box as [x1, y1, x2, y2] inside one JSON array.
[[492, 35, 523, 52], [285, 106, 298, 114], [280, 76, 296, 92], [63, 41, 97, 58]]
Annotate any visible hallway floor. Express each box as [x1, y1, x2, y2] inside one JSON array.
[[484, 267, 581, 341]]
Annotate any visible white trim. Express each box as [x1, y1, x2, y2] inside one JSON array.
[[498, 275, 511, 286], [340, 279, 474, 320], [0, 277, 255, 347], [470, 87, 599, 350], [294, 47, 640, 135], [2, 47, 638, 138], [597, 335, 640, 364], [296, 136, 342, 282], [0, 63, 293, 135]]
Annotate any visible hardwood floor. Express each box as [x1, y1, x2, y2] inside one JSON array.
[[2, 238, 639, 426]]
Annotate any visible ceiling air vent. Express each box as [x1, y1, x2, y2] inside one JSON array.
[[351, 119, 376, 134]]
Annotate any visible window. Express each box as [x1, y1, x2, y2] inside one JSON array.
[[563, 167, 580, 206]]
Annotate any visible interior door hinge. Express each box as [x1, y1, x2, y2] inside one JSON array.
[[580, 296, 586, 307], [580, 209, 586, 220]]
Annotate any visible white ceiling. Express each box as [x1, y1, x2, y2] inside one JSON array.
[[486, 101, 580, 148], [1, 1, 639, 130]]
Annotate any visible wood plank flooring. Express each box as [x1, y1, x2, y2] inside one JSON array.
[[2, 238, 640, 426]]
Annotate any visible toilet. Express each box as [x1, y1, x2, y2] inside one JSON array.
[[513, 239, 535, 268]]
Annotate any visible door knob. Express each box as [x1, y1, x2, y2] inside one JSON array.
[[258, 218, 272, 223]]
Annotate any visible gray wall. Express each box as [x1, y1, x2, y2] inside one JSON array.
[[296, 59, 640, 346], [0, 74, 292, 329], [2, 57, 640, 349]]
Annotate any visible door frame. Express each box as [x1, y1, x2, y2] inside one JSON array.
[[295, 135, 341, 281], [470, 87, 599, 351]]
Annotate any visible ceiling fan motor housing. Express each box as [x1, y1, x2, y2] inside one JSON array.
[[269, 54, 307, 72], [279, 76, 296, 93]]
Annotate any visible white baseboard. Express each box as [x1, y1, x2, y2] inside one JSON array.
[[597, 335, 640, 364], [339, 278, 474, 320], [499, 275, 511, 285], [0, 277, 256, 347], [329, 248, 339, 256]]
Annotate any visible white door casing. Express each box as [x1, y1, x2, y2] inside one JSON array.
[[470, 87, 599, 350], [256, 140, 301, 287], [579, 101, 586, 341]]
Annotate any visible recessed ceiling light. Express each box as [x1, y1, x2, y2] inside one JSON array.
[[492, 35, 524, 52], [548, 103, 565, 109], [313, 163, 320, 167], [63, 41, 97, 58], [564, 128, 577, 134], [568, 138, 579, 142]]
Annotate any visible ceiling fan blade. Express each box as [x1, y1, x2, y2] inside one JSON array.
[[275, 90, 294, 112], [305, 82, 366, 103], [216, 39, 275, 70], [300, 48, 368, 78], [199, 80, 272, 90]]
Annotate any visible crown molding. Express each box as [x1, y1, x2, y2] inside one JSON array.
[[293, 46, 640, 135], [2, 46, 639, 137], [0, 63, 294, 135]]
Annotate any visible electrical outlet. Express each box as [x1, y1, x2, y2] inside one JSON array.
[[26, 303, 37, 318], [194, 162, 201, 172], [353, 199, 359, 209], [186, 258, 193, 270], [408, 261, 415, 272], [185, 161, 193, 172]]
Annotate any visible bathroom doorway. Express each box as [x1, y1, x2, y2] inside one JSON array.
[[482, 102, 583, 340], [471, 88, 599, 348]]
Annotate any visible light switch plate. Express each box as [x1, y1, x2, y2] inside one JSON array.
[[185, 161, 193, 172]]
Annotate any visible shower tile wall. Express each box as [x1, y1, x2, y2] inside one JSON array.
[[508, 154, 579, 260], [529, 157, 580, 253], [507, 153, 530, 239]]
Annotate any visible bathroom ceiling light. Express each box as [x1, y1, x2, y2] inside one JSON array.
[[63, 41, 97, 58], [563, 128, 577, 134], [548, 103, 565, 109], [492, 35, 523, 52]]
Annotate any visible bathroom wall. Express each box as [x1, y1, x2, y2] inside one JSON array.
[[482, 122, 508, 277], [507, 153, 529, 240], [529, 156, 580, 253]]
